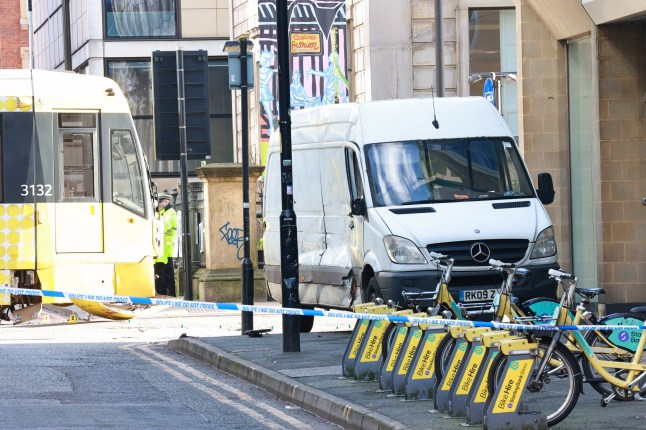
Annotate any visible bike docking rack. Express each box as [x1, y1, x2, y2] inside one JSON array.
[[4, 286, 646, 430], [341, 301, 415, 381], [483, 337, 547, 430], [432, 326, 470, 411], [442, 327, 491, 416], [378, 311, 427, 392], [341, 302, 379, 378], [464, 330, 521, 425], [394, 316, 446, 398]]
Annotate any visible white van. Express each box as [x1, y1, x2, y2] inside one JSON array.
[[262, 97, 558, 330]]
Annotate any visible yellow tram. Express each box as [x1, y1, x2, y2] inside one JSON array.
[[0, 69, 161, 323]]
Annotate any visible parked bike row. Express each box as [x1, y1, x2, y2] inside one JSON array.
[[340, 253, 646, 430]]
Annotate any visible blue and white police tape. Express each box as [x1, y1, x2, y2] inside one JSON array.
[[1, 286, 645, 332]]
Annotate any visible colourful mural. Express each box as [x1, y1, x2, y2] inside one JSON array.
[[258, 0, 348, 164]]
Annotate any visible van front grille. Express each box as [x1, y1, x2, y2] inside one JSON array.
[[427, 239, 529, 267]]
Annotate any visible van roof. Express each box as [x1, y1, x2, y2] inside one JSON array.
[[269, 97, 513, 149]]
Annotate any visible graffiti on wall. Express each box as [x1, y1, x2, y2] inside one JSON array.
[[219, 221, 244, 260], [258, 0, 348, 156]]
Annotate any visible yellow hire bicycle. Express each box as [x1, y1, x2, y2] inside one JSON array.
[[486, 269, 646, 427], [412, 256, 558, 381]]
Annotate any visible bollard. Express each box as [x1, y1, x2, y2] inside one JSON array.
[[399, 318, 446, 399], [378, 312, 426, 392], [483, 338, 547, 430], [354, 308, 413, 382], [465, 330, 520, 425], [433, 326, 470, 412], [341, 302, 376, 377]]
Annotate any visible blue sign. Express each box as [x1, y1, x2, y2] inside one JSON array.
[[483, 78, 495, 105]]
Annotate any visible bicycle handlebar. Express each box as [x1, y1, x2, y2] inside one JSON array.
[[548, 268, 576, 280], [489, 259, 515, 269]]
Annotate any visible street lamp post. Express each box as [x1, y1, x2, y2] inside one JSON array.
[[224, 37, 255, 334], [276, 0, 301, 352]]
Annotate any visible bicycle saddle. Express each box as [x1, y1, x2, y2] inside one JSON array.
[[575, 287, 605, 298]]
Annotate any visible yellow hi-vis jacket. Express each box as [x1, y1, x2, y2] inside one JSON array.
[[154, 206, 178, 264]]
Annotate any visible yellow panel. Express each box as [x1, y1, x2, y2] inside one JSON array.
[[55, 203, 103, 253], [0, 204, 36, 270], [115, 256, 155, 298], [71, 299, 135, 320]]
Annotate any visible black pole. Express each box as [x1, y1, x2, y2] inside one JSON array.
[[434, 0, 444, 97], [176, 49, 193, 301], [276, 0, 300, 352], [240, 37, 254, 333], [62, 0, 72, 70]]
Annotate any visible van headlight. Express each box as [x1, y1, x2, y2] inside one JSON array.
[[384, 235, 427, 264], [530, 226, 557, 259]]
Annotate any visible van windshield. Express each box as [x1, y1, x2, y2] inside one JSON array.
[[365, 138, 535, 207]]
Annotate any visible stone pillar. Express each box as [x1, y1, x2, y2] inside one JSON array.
[[194, 163, 266, 302]]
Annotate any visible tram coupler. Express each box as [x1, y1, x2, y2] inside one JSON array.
[[378, 312, 426, 392], [483, 338, 547, 430], [465, 330, 522, 426], [354, 308, 412, 381], [341, 302, 380, 377]]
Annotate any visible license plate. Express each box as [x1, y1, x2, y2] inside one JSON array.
[[459, 289, 497, 302]]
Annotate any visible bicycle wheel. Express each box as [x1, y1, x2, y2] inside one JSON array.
[[488, 340, 582, 427], [581, 326, 646, 400], [433, 334, 456, 380], [381, 322, 398, 359]]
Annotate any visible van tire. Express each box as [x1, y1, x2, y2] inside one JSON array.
[[300, 308, 315, 333], [363, 277, 382, 303]]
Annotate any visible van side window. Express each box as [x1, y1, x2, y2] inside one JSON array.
[[345, 148, 364, 201]]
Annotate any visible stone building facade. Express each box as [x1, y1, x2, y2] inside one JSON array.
[[232, 0, 646, 310]]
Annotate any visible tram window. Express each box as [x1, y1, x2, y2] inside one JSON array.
[[111, 129, 145, 216], [59, 113, 96, 128], [62, 132, 95, 199]]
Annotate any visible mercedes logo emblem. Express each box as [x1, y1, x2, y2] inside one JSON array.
[[470, 242, 491, 263]]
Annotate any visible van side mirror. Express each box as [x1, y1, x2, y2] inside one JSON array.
[[536, 173, 555, 205], [351, 197, 367, 216]]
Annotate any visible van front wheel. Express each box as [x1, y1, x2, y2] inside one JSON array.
[[300, 307, 315, 333], [363, 277, 382, 304]]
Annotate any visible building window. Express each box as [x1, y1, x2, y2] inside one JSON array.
[[105, 0, 177, 38], [467, 8, 518, 137], [106, 58, 233, 176]]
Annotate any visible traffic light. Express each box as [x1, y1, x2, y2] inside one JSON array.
[[152, 50, 211, 160]]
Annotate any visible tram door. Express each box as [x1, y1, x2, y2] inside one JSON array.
[[55, 112, 104, 253]]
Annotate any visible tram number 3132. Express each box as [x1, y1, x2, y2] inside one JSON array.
[[20, 184, 53, 196]]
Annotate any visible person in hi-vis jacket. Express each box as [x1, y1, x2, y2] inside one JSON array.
[[154, 193, 177, 297]]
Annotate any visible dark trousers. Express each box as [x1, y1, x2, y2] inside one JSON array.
[[154, 258, 176, 297]]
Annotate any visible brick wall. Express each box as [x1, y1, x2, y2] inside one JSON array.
[[519, 2, 571, 272], [598, 23, 646, 305], [0, 0, 29, 69], [411, 0, 458, 97]]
